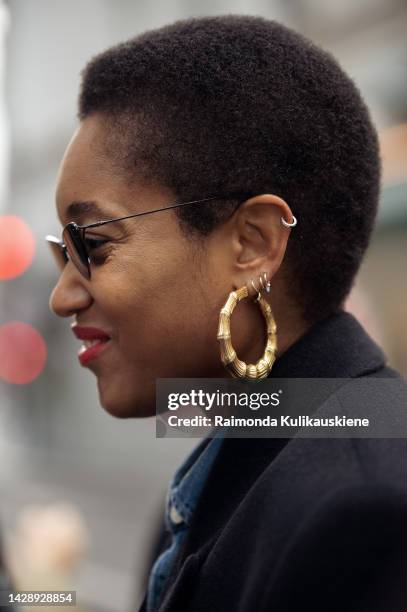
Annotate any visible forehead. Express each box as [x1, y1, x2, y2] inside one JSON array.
[[55, 115, 129, 224]]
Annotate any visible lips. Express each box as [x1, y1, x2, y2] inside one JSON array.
[[77, 340, 110, 366], [71, 325, 112, 366], [71, 325, 111, 341]]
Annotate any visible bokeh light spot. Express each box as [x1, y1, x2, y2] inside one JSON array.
[[0, 321, 47, 384], [0, 215, 36, 280]]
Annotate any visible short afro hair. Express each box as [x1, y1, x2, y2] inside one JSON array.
[[78, 15, 380, 324]]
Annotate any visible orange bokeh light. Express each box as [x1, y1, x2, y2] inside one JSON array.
[[0, 321, 47, 384], [0, 215, 36, 280]]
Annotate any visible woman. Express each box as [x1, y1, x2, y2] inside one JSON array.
[[46, 16, 407, 612]]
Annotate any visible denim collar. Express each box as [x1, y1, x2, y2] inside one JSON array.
[[165, 432, 224, 531]]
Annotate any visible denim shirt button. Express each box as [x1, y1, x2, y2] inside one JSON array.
[[169, 504, 184, 525]]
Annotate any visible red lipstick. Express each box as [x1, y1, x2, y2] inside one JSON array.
[[71, 325, 111, 366]]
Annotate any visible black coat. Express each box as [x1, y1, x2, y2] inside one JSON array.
[[139, 311, 407, 612]]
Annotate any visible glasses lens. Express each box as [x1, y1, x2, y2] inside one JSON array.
[[63, 224, 90, 279]]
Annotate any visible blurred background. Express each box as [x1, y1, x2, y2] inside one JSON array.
[[0, 0, 406, 610]]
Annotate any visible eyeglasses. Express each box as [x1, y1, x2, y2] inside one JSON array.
[[45, 193, 251, 280]]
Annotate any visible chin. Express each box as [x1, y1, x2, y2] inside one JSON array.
[[97, 377, 155, 419]]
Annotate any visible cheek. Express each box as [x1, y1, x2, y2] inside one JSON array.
[[93, 226, 226, 382], [95, 242, 203, 357]]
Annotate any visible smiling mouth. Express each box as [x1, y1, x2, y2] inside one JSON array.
[[78, 339, 111, 366]]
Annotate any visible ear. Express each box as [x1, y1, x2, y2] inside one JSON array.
[[229, 194, 295, 288]]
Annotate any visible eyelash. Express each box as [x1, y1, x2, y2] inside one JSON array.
[[84, 236, 112, 265], [84, 236, 110, 251]]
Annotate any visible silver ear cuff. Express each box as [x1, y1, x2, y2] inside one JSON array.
[[250, 272, 271, 297], [259, 272, 271, 294], [281, 215, 297, 228]]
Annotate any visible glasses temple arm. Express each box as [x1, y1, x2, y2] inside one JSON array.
[[84, 193, 251, 229]]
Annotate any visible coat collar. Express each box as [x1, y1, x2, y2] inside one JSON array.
[[269, 310, 386, 379], [168, 310, 387, 573]]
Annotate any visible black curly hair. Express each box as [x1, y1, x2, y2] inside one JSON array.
[[78, 15, 381, 324]]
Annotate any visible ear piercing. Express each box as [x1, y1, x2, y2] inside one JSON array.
[[259, 272, 271, 293], [250, 272, 271, 299], [281, 215, 297, 228], [251, 279, 260, 294]]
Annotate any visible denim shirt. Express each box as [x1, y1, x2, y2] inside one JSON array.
[[146, 432, 224, 612]]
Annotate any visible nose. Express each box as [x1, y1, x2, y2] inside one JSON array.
[[49, 264, 93, 318]]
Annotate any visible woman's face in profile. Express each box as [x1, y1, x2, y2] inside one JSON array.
[[49, 114, 231, 418]]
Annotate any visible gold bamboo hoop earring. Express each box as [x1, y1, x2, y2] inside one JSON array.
[[217, 280, 277, 380]]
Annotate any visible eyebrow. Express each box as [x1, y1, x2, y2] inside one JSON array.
[[64, 200, 119, 225]]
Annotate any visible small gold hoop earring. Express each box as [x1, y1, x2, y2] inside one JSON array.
[[217, 285, 277, 380], [251, 279, 260, 295]]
